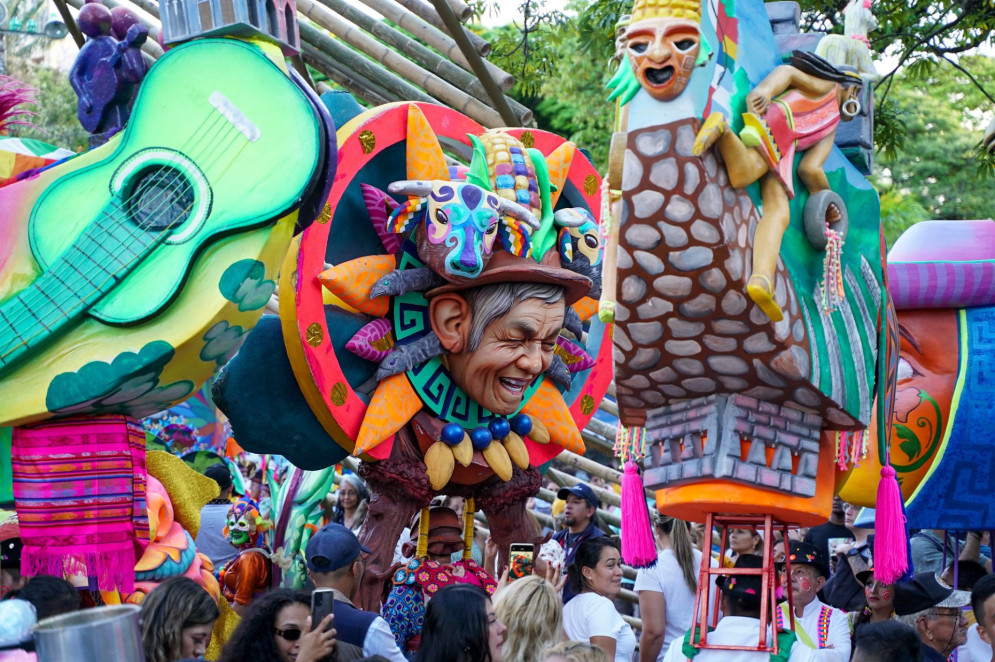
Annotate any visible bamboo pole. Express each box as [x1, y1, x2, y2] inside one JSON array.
[[295, 0, 505, 128], [302, 44, 398, 108], [429, 0, 519, 127], [546, 466, 622, 513], [581, 428, 615, 456], [391, 0, 490, 55], [316, 0, 532, 125], [599, 396, 620, 418], [299, 21, 437, 105], [584, 416, 618, 443], [555, 450, 622, 485], [443, 0, 472, 22], [52, 0, 84, 47], [355, 0, 513, 93]]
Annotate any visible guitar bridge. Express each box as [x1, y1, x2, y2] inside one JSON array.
[[210, 91, 260, 143]]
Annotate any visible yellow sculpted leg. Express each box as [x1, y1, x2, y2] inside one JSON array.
[[747, 273, 784, 322]]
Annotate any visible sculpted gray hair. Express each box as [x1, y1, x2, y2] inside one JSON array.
[[463, 282, 565, 353]]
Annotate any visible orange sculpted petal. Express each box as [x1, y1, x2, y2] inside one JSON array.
[[318, 255, 395, 317], [571, 296, 599, 322], [520, 380, 584, 454], [354, 373, 423, 455], [407, 105, 449, 181], [545, 141, 576, 209]]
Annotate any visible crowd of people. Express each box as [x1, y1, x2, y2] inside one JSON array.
[[3, 461, 995, 662]]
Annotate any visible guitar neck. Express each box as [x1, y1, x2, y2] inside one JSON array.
[[0, 207, 163, 376]]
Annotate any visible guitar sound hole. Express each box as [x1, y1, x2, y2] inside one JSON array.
[[126, 166, 195, 231]]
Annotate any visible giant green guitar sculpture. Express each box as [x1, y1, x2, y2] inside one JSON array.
[[0, 38, 322, 380]]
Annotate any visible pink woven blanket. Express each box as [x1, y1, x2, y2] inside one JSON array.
[[12, 416, 147, 592]]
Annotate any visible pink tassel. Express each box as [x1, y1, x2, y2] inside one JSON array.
[[621, 461, 657, 568], [873, 465, 908, 583]]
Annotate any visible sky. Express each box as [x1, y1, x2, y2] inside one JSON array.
[[477, 0, 575, 28]]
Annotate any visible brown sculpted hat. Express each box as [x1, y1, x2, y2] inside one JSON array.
[[426, 249, 593, 306]]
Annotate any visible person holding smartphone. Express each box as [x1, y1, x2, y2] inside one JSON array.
[[305, 524, 406, 662], [563, 537, 635, 662]]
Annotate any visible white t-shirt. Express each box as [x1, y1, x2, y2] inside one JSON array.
[[957, 623, 993, 662], [562, 592, 637, 662], [635, 548, 704, 655]]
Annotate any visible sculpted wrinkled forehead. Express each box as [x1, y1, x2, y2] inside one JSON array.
[[429, 181, 501, 213]]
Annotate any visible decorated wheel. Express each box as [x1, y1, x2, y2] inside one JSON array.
[[281, 102, 612, 486]]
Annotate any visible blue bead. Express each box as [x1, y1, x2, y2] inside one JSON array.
[[488, 417, 511, 440], [440, 423, 465, 446], [469, 427, 493, 450], [509, 413, 532, 436]]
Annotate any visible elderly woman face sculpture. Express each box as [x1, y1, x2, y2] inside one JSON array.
[[625, 16, 701, 100], [429, 282, 566, 416]]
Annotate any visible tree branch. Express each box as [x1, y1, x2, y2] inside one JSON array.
[[938, 54, 995, 106]]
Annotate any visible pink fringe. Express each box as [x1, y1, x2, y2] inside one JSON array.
[[873, 466, 908, 583], [22, 546, 136, 593], [620, 462, 657, 568]]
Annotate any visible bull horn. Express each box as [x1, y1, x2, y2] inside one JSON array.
[[387, 180, 434, 197], [496, 197, 540, 230], [554, 207, 595, 228]]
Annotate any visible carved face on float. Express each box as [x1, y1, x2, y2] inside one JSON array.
[[430, 283, 567, 416], [419, 182, 502, 280], [387, 180, 535, 283], [625, 17, 701, 101]]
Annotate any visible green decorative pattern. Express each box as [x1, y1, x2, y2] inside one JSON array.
[[200, 320, 249, 369], [219, 259, 276, 312], [45, 340, 194, 417]]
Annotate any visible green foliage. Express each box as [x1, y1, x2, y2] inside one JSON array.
[[875, 55, 995, 225], [876, 188, 930, 249], [797, 1, 995, 147], [477, 0, 569, 98], [5, 57, 89, 153]]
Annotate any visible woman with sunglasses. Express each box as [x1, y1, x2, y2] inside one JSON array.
[[218, 589, 362, 662]]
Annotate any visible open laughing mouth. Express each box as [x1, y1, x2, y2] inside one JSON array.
[[645, 65, 675, 86], [499, 377, 527, 395]]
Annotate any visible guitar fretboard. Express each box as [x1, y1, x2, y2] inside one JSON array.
[[0, 204, 164, 375]]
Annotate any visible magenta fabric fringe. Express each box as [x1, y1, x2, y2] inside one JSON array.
[[873, 466, 909, 584], [620, 461, 657, 568]]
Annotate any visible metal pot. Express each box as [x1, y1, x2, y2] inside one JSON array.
[[33, 604, 144, 662]]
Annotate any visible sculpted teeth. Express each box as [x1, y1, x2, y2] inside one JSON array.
[[500, 377, 526, 393]]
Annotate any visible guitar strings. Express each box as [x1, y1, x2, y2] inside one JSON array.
[[0, 107, 250, 362], [0, 108, 229, 338]]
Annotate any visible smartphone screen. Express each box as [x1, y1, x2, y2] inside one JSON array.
[[311, 588, 335, 632], [509, 543, 535, 580]]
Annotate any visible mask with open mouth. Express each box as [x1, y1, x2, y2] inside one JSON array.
[[625, 17, 701, 101]]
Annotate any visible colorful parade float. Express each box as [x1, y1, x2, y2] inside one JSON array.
[[597, 0, 907, 652], [214, 100, 615, 609], [1, 0, 991, 654], [0, 0, 335, 650]]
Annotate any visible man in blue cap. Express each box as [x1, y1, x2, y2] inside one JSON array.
[[553, 482, 606, 603], [306, 523, 406, 662]]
